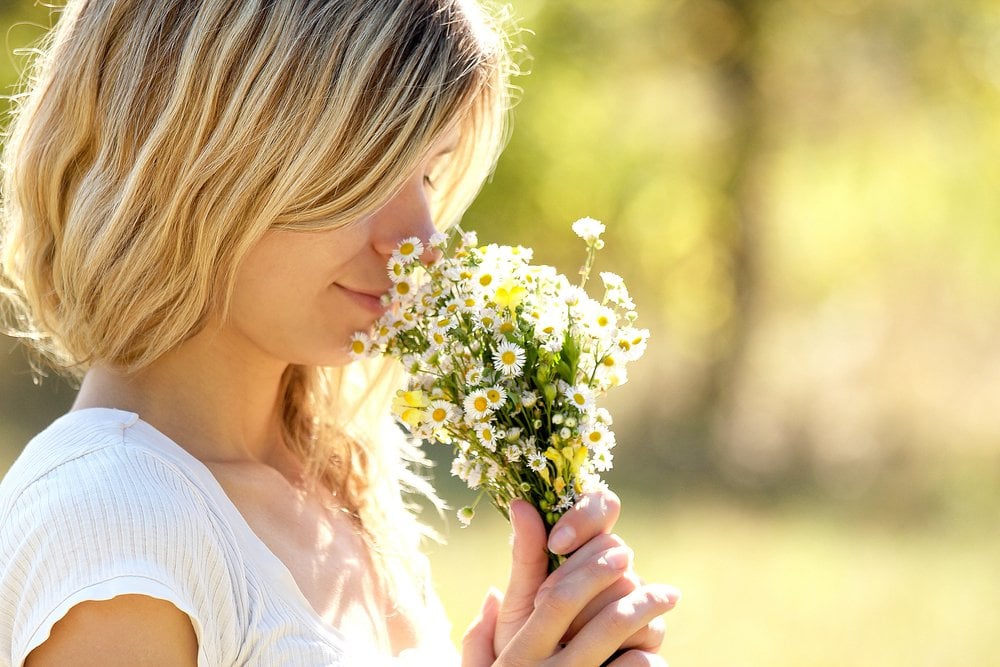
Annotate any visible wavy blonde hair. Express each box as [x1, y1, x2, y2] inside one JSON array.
[[1, 0, 514, 615]]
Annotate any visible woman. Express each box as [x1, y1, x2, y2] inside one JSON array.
[[0, 1, 679, 665]]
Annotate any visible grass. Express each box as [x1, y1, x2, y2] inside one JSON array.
[[428, 495, 1000, 666]]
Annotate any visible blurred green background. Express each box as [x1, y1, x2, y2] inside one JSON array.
[[3, 1, 1000, 664]]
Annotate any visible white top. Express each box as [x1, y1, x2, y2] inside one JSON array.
[[0, 408, 457, 666]]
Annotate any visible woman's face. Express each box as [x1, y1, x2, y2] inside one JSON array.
[[226, 141, 454, 368]]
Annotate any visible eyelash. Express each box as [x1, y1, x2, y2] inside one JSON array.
[[423, 175, 437, 191]]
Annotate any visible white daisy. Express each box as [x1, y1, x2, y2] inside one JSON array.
[[347, 332, 372, 360], [386, 257, 408, 283], [592, 447, 614, 472], [492, 340, 526, 377], [371, 321, 397, 345], [463, 390, 493, 420], [562, 383, 594, 412], [464, 364, 484, 386], [583, 423, 616, 449], [589, 305, 617, 335], [616, 327, 649, 361], [389, 276, 415, 300], [527, 452, 547, 473], [554, 492, 576, 513], [475, 422, 498, 452], [483, 385, 507, 410], [394, 237, 424, 264], [571, 217, 606, 243], [428, 326, 449, 348]]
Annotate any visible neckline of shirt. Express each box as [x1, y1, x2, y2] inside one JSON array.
[[60, 407, 356, 651]]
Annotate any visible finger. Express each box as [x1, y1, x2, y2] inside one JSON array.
[[493, 500, 549, 652], [563, 569, 666, 652], [461, 588, 502, 667], [505, 544, 633, 662], [605, 649, 668, 667], [548, 489, 622, 555], [559, 584, 680, 665], [534, 533, 627, 600], [562, 568, 640, 641], [619, 615, 666, 653]]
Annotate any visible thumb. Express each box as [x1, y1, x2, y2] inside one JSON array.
[[494, 499, 549, 652], [461, 587, 502, 667]]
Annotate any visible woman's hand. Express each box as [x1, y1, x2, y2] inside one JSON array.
[[461, 491, 680, 666]]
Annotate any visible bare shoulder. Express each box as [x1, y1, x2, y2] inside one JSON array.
[[25, 594, 198, 666]]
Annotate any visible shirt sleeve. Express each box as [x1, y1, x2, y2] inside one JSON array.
[[0, 444, 246, 667]]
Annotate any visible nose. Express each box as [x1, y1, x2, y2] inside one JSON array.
[[371, 171, 438, 262]]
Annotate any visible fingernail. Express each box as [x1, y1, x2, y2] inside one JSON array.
[[548, 526, 575, 554], [509, 500, 525, 539], [602, 546, 630, 571]]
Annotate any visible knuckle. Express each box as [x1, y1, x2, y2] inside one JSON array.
[[586, 554, 609, 578], [606, 532, 627, 549], [585, 532, 623, 553], [498, 597, 535, 623], [603, 605, 634, 635], [535, 582, 576, 616], [608, 573, 638, 599]]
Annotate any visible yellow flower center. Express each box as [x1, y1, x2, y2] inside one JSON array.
[[602, 356, 615, 367], [432, 408, 447, 422], [499, 322, 515, 334], [474, 396, 488, 412], [479, 274, 493, 287], [351, 340, 365, 354], [502, 351, 517, 364], [486, 389, 502, 403], [396, 282, 410, 295], [399, 242, 415, 256], [589, 431, 602, 443]]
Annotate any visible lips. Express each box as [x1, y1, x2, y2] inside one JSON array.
[[337, 284, 389, 314]]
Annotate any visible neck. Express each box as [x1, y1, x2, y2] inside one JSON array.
[[73, 321, 290, 465]]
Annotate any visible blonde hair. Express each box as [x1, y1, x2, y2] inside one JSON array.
[[1, 0, 514, 613]]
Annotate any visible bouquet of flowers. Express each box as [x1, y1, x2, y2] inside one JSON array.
[[351, 218, 648, 569]]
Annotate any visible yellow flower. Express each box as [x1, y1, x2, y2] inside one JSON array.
[[494, 280, 527, 312], [392, 390, 429, 427]]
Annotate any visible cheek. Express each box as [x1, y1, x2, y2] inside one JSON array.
[[228, 280, 355, 365], [225, 227, 372, 364]]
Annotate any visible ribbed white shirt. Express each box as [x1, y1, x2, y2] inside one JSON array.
[[0, 408, 457, 666]]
